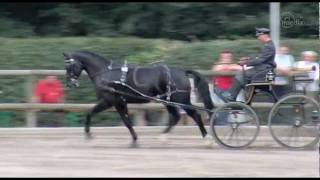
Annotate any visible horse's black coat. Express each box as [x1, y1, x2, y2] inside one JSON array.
[[63, 50, 214, 146]]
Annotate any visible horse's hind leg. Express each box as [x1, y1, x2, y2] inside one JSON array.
[[115, 103, 138, 148], [158, 105, 181, 142], [85, 100, 111, 139], [183, 108, 208, 138], [163, 106, 181, 134]]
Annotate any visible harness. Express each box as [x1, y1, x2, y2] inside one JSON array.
[[120, 60, 129, 83], [156, 65, 189, 101], [101, 60, 189, 101], [162, 65, 174, 101]]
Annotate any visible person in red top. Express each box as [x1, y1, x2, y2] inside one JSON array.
[[32, 75, 64, 103], [211, 50, 242, 102], [212, 50, 242, 89], [32, 75, 65, 127]]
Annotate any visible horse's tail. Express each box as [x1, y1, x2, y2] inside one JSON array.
[[185, 70, 215, 114]]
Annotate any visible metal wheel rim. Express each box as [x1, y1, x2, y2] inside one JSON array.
[[268, 94, 320, 150], [210, 102, 260, 149]]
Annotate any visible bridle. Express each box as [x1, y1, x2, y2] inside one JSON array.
[[65, 58, 80, 87]]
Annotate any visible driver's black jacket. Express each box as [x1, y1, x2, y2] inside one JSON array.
[[246, 40, 276, 70]]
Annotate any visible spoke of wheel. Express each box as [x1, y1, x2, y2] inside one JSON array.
[[293, 127, 300, 146], [273, 108, 290, 125], [235, 128, 240, 146], [287, 127, 299, 146], [227, 128, 236, 144], [302, 121, 317, 132], [300, 125, 318, 146], [217, 125, 233, 142], [286, 127, 295, 146], [233, 123, 242, 146], [236, 126, 246, 145]]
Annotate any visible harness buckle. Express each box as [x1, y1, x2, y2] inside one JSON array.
[[120, 60, 128, 82]]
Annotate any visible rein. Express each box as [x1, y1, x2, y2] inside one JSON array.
[[106, 81, 214, 113]]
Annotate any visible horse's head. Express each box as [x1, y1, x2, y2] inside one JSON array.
[[63, 52, 83, 88]]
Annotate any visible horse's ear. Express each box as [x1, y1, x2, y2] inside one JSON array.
[[63, 52, 70, 59]]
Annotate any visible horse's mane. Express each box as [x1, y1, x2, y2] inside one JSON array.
[[72, 50, 110, 63]]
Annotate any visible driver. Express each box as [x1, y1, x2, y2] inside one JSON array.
[[219, 27, 276, 102]]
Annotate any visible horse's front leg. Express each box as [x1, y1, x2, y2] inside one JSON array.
[[115, 102, 138, 148], [85, 100, 112, 139]]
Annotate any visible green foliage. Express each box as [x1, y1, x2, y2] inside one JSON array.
[[0, 17, 35, 38], [0, 3, 317, 40]]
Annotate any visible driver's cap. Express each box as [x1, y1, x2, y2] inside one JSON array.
[[255, 27, 270, 37]]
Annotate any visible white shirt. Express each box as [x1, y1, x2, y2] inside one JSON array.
[[294, 60, 319, 91], [274, 54, 295, 84], [275, 54, 295, 68], [294, 61, 319, 80]]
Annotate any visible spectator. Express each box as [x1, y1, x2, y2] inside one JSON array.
[[211, 50, 244, 125], [294, 51, 319, 100], [32, 75, 64, 103], [211, 50, 243, 103], [32, 75, 65, 127], [274, 46, 295, 97]]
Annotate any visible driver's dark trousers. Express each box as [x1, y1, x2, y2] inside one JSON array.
[[220, 68, 270, 102]]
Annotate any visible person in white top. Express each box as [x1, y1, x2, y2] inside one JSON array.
[[294, 51, 319, 100], [274, 46, 295, 97], [275, 47, 295, 82]]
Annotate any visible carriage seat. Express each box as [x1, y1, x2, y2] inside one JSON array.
[[292, 72, 314, 83], [245, 69, 276, 87]]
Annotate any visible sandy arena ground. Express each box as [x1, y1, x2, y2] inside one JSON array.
[[0, 126, 318, 177]]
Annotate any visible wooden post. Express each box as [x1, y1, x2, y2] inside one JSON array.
[[25, 75, 37, 127]]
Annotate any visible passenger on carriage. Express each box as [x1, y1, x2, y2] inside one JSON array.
[[293, 50, 319, 100], [273, 46, 295, 97], [218, 27, 276, 102], [211, 50, 244, 103]]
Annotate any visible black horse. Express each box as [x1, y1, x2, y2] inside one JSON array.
[[63, 50, 214, 147]]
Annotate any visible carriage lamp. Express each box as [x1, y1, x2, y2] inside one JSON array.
[[266, 70, 275, 82]]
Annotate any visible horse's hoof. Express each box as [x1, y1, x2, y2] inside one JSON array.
[[157, 133, 169, 143], [202, 135, 213, 148], [85, 132, 93, 140]]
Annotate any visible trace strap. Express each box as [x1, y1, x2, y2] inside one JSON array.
[[107, 81, 214, 113]]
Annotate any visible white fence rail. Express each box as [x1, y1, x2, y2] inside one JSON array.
[[0, 70, 270, 127]]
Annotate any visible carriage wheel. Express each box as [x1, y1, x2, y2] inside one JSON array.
[[210, 102, 260, 149], [268, 94, 320, 150]]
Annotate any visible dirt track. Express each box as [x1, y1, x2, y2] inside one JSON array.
[[0, 126, 318, 177]]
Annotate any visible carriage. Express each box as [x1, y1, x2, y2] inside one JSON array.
[[63, 51, 320, 150], [210, 65, 320, 150]]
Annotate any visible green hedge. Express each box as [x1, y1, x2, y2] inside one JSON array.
[[0, 37, 319, 126]]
